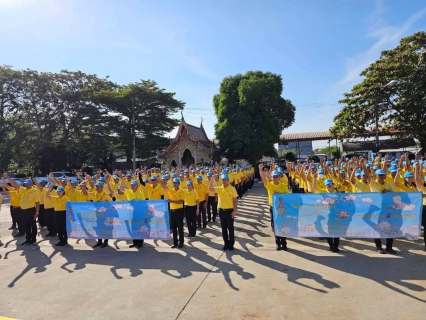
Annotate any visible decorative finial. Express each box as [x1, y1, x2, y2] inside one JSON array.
[[181, 111, 184, 121], [200, 116, 203, 127]]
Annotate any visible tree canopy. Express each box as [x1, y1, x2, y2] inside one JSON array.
[[330, 31, 426, 150], [213, 71, 295, 164], [0, 66, 184, 174]]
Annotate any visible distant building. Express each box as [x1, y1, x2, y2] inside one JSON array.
[[278, 141, 313, 159]]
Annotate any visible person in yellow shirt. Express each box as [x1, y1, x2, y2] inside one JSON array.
[[209, 173, 238, 251], [206, 172, 218, 222], [43, 183, 57, 237], [1, 177, 23, 235], [121, 180, 146, 248], [394, 170, 417, 192], [46, 186, 69, 246], [144, 175, 164, 200], [90, 181, 112, 248], [159, 178, 186, 248], [6, 176, 41, 246], [259, 164, 289, 251], [414, 164, 426, 251], [312, 176, 341, 252], [183, 181, 200, 239], [196, 175, 208, 229]]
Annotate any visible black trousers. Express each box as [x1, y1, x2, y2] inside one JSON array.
[[219, 208, 235, 246], [38, 204, 45, 227], [207, 196, 218, 221], [374, 238, 393, 249], [10, 206, 16, 227], [44, 208, 56, 234], [22, 207, 37, 242], [132, 239, 144, 245], [171, 208, 184, 244], [196, 201, 207, 227], [422, 206, 426, 247], [236, 184, 242, 199], [185, 205, 197, 236], [269, 207, 287, 246], [55, 210, 68, 243], [326, 238, 340, 249], [12, 206, 23, 232]]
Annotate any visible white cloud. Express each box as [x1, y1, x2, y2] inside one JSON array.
[[333, 6, 426, 93]]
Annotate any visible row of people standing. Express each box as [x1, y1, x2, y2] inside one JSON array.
[[1, 165, 254, 250]]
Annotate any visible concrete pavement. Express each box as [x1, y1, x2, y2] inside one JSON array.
[[0, 183, 425, 320]]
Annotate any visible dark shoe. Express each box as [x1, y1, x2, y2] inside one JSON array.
[[137, 242, 143, 248], [171, 243, 178, 249], [20, 240, 30, 246], [13, 233, 24, 238], [223, 245, 229, 251], [385, 248, 397, 254], [276, 245, 282, 251], [55, 241, 63, 246], [332, 247, 340, 253], [197, 225, 201, 228], [101, 243, 109, 248], [129, 244, 137, 248], [377, 247, 386, 254], [228, 246, 234, 251], [178, 243, 184, 248], [93, 242, 102, 248], [202, 225, 206, 229], [45, 233, 54, 237], [8, 226, 16, 230], [282, 243, 288, 251], [186, 235, 191, 239]]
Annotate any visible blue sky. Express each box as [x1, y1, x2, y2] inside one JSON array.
[[1, 0, 425, 148]]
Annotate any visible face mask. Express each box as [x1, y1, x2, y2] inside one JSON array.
[[318, 174, 325, 179]]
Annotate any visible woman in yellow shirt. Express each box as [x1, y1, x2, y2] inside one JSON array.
[[184, 181, 200, 239], [394, 170, 417, 192], [46, 186, 69, 246]]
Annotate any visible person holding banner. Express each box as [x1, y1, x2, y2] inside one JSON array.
[[159, 178, 186, 248], [209, 173, 238, 251], [367, 169, 397, 254], [45, 186, 69, 246], [313, 176, 341, 253], [414, 164, 426, 251], [121, 180, 146, 248], [90, 181, 112, 248], [259, 164, 289, 251]]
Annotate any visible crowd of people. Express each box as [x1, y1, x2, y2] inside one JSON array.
[[1, 153, 425, 254], [1, 165, 255, 251], [261, 153, 426, 253]]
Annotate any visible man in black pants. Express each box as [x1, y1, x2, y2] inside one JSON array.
[[208, 174, 238, 251], [206, 173, 218, 222]]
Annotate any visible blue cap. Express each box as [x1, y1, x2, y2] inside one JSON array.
[[375, 169, 387, 175], [326, 161, 332, 165], [61, 178, 67, 182], [196, 167, 200, 170], [18, 181, 23, 186], [373, 166, 378, 170], [96, 182, 104, 187], [99, 177, 106, 181], [143, 178, 148, 183], [389, 168, 397, 173], [151, 175, 157, 181], [46, 182, 53, 187], [39, 179, 47, 183], [404, 172, 414, 178], [173, 178, 181, 183], [130, 180, 138, 186], [366, 164, 371, 168], [24, 179, 33, 184], [92, 175, 97, 179], [324, 179, 333, 186], [318, 169, 325, 174], [186, 181, 193, 186], [162, 175, 169, 180], [197, 175, 203, 180], [171, 173, 177, 178], [340, 170, 345, 174], [57, 186, 65, 192], [221, 174, 229, 180], [71, 179, 78, 184], [126, 173, 132, 177], [360, 171, 366, 176], [311, 164, 317, 169], [355, 170, 362, 176], [277, 167, 283, 172], [271, 171, 280, 177], [113, 175, 119, 180], [207, 172, 213, 177], [184, 169, 189, 173]]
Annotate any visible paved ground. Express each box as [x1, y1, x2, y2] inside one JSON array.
[[0, 183, 425, 320]]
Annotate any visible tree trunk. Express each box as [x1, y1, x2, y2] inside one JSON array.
[[419, 137, 426, 158]]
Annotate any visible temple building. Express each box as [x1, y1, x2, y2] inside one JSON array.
[[160, 115, 213, 167]]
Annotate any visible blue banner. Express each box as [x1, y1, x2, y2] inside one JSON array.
[[272, 192, 422, 238], [66, 200, 170, 240]]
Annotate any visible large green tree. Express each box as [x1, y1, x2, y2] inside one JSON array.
[[330, 31, 426, 150], [213, 71, 295, 164]]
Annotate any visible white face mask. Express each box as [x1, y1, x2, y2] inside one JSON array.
[[318, 174, 325, 179]]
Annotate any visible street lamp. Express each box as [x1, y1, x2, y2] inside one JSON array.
[[374, 80, 399, 152]]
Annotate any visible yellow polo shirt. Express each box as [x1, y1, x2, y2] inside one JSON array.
[[214, 185, 238, 209], [196, 182, 209, 202], [51, 195, 69, 211], [9, 188, 21, 207], [89, 191, 111, 202], [44, 190, 56, 209], [265, 182, 289, 206], [167, 188, 185, 210], [124, 189, 146, 200], [112, 191, 128, 201], [184, 189, 199, 206], [145, 183, 164, 200], [19, 186, 41, 210]]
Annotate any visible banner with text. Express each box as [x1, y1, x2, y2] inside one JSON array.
[[272, 192, 422, 238], [66, 200, 170, 240]]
